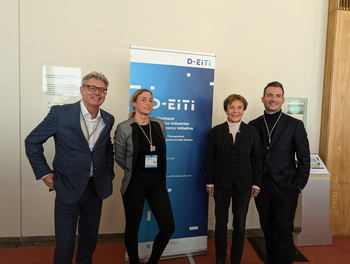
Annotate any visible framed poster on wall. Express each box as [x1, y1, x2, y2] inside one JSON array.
[[283, 97, 308, 127]]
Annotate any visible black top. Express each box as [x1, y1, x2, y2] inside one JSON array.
[[264, 110, 282, 130], [135, 123, 164, 173]]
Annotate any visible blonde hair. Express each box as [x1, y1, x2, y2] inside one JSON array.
[[128, 89, 153, 119]]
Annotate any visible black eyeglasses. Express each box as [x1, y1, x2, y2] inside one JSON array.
[[84, 85, 108, 94]]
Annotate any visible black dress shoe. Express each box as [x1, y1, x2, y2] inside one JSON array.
[[215, 261, 225, 264]]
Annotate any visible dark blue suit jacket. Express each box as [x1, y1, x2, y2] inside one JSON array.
[[25, 101, 115, 204], [249, 113, 310, 197]]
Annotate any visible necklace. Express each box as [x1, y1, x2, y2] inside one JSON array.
[[263, 111, 282, 145], [80, 104, 101, 145], [134, 118, 154, 152]]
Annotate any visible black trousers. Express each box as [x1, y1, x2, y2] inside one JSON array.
[[54, 177, 102, 264], [214, 185, 251, 264], [255, 177, 299, 264], [122, 171, 175, 264]]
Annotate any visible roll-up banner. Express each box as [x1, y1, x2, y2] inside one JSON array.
[[128, 46, 215, 262]]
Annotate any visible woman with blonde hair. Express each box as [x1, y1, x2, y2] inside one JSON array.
[[114, 89, 175, 264]]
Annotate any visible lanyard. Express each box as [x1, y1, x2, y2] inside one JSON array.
[[134, 118, 155, 152], [263, 111, 282, 145], [80, 105, 101, 145]]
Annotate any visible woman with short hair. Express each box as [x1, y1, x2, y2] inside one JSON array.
[[206, 94, 262, 264]]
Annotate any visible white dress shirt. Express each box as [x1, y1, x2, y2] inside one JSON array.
[[80, 100, 106, 177]]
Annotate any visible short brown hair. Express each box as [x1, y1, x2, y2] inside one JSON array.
[[263, 81, 284, 97], [223, 94, 248, 111]]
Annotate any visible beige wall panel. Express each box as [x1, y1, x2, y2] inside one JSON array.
[[16, 0, 328, 237], [0, 0, 21, 237], [326, 11, 350, 235], [329, 0, 339, 13], [319, 10, 336, 165]]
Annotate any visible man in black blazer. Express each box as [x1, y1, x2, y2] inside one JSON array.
[[25, 71, 115, 264], [249, 81, 310, 264]]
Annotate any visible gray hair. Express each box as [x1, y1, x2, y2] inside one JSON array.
[[81, 71, 109, 89]]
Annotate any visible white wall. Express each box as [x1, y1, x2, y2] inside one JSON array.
[[0, 0, 21, 237], [0, 0, 329, 237]]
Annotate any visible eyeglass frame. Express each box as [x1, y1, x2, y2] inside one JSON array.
[[83, 84, 108, 94]]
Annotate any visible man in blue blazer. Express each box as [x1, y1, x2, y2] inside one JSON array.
[[249, 81, 310, 264], [25, 71, 115, 264]]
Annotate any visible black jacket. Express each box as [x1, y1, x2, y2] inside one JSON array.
[[249, 113, 310, 197], [205, 121, 262, 190]]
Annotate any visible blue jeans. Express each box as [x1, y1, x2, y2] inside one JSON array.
[[214, 185, 251, 264]]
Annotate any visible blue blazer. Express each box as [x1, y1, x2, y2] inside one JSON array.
[[25, 101, 115, 204]]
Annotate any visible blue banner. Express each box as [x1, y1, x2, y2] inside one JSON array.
[[129, 46, 215, 261]]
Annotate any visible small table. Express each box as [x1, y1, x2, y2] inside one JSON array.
[[296, 172, 332, 246]]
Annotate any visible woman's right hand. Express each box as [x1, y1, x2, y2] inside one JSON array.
[[206, 186, 214, 197]]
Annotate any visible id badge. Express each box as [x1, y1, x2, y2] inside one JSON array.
[[145, 155, 157, 168]]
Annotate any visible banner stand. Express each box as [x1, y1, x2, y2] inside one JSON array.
[[128, 45, 215, 262]]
